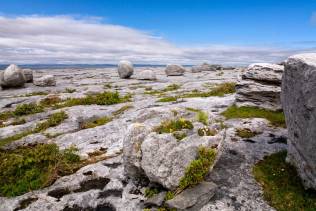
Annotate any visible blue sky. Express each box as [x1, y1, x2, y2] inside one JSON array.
[[0, 0, 315, 64]]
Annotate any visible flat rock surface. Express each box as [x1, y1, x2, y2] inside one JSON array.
[[0, 67, 287, 211]]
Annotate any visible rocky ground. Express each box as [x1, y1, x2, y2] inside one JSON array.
[[0, 67, 287, 211]]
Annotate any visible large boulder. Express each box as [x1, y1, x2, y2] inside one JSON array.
[[0, 64, 25, 88], [137, 69, 156, 80], [22, 69, 33, 82], [34, 75, 56, 86], [282, 53, 316, 189], [118, 60, 134, 79], [236, 63, 284, 111], [165, 64, 185, 76], [191, 63, 216, 73]]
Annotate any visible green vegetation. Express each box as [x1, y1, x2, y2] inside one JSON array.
[[221, 105, 286, 128], [145, 84, 181, 95], [0, 111, 68, 147], [40, 95, 62, 107], [181, 82, 236, 98], [13, 103, 44, 116], [144, 187, 159, 198], [104, 83, 112, 89], [0, 144, 81, 197], [111, 105, 133, 116], [165, 191, 175, 200], [56, 91, 131, 108], [65, 88, 76, 93], [80, 116, 112, 129], [235, 128, 258, 138], [196, 111, 209, 125], [198, 127, 217, 136], [178, 147, 216, 191], [21, 91, 48, 97], [158, 82, 236, 102], [157, 96, 177, 102], [185, 107, 201, 112], [11, 118, 27, 126], [173, 131, 187, 141], [253, 151, 316, 211], [155, 118, 193, 134]]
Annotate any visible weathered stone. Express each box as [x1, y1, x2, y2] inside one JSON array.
[[236, 63, 284, 111], [165, 181, 217, 210], [0, 64, 25, 88], [192, 63, 217, 73], [137, 69, 156, 80], [123, 123, 151, 179], [34, 75, 56, 86], [141, 133, 223, 190], [22, 69, 33, 83], [118, 60, 134, 79], [282, 53, 316, 189], [165, 64, 185, 76], [1, 134, 50, 150], [144, 191, 166, 207]]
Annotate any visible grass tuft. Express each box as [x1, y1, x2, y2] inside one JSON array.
[[178, 147, 216, 191], [80, 116, 112, 129], [157, 96, 177, 102], [0, 144, 81, 197], [144, 188, 159, 198], [155, 118, 193, 134], [221, 105, 286, 128], [65, 88, 76, 93], [253, 151, 316, 211], [13, 103, 44, 116], [235, 128, 258, 138], [196, 111, 208, 125]]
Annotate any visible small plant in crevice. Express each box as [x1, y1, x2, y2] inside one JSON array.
[[235, 128, 259, 138], [165, 191, 175, 201], [178, 147, 217, 191], [65, 88, 76, 93], [196, 110, 209, 125], [198, 127, 217, 136], [144, 187, 159, 198], [80, 116, 112, 129], [155, 118, 193, 134], [172, 131, 187, 141], [157, 96, 177, 103]]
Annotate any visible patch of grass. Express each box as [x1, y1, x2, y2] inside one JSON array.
[[178, 147, 217, 191], [144, 188, 159, 198], [221, 105, 286, 128], [80, 116, 112, 129], [56, 91, 131, 108], [185, 107, 201, 112], [22, 91, 48, 97], [155, 118, 193, 134], [13, 103, 44, 116], [157, 96, 177, 102], [11, 118, 26, 126], [145, 84, 181, 96], [104, 83, 112, 89], [34, 111, 68, 132], [0, 144, 81, 197], [0, 111, 68, 147], [65, 88, 76, 93], [172, 131, 187, 141], [165, 191, 175, 201], [196, 111, 208, 125], [236, 128, 258, 138], [0, 111, 13, 122], [181, 82, 236, 98], [197, 127, 217, 136], [112, 105, 133, 116], [253, 151, 316, 211]]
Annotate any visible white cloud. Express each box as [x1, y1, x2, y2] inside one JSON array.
[[0, 15, 313, 65]]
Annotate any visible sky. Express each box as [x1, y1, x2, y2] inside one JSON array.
[[0, 0, 316, 65]]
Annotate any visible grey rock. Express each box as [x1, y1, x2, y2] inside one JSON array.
[[137, 69, 156, 80], [22, 69, 33, 83], [1, 134, 49, 150], [191, 63, 217, 73], [123, 123, 151, 179], [236, 63, 284, 111], [144, 192, 166, 207], [0, 64, 25, 88], [141, 133, 223, 190], [34, 75, 56, 86], [282, 53, 316, 189], [165, 64, 185, 76], [118, 60, 134, 79], [165, 181, 217, 210], [243, 63, 284, 84]]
